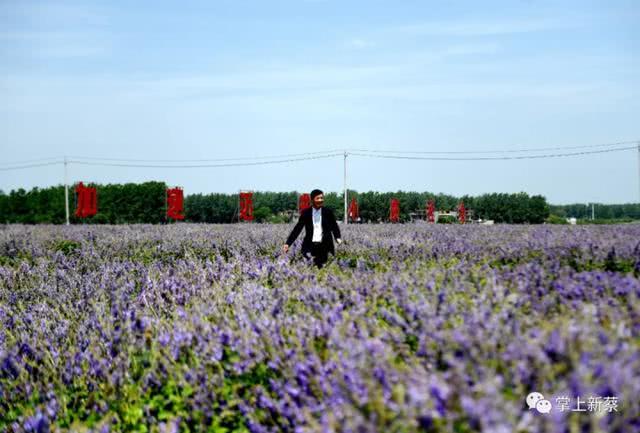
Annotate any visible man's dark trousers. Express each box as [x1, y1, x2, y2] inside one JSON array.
[[309, 242, 329, 268]]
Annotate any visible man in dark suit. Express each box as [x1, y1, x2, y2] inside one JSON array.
[[282, 189, 342, 268]]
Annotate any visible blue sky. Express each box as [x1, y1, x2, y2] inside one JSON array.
[[1, 0, 638, 204]]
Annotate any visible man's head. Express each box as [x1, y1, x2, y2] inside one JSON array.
[[310, 189, 324, 209]]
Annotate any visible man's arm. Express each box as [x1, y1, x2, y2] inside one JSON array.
[[329, 209, 342, 244], [283, 212, 306, 252]]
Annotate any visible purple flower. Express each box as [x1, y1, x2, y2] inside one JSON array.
[[23, 411, 49, 433]]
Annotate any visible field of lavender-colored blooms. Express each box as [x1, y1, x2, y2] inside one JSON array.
[[1, 223, 639, 433]]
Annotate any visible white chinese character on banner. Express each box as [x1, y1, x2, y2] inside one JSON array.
[[602, 397, 619, 413], [587, 396, 602, 412], [572, 396, 587, 412], [556, 396, 571, 412]]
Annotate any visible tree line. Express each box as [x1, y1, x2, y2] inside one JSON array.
[[0, 182, 587, 224], [550, 203, 640, 220], [0, 182, 166, 224]]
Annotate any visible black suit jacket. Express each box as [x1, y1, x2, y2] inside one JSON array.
[[286, 207, 341, 255]]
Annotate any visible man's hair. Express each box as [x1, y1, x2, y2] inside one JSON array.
[[310, 189, 323, 200]]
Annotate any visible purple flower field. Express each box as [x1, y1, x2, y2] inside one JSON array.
[[1, 223, 639, 433]]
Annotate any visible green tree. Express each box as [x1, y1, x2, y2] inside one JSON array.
[[253, 206, 269, 222]]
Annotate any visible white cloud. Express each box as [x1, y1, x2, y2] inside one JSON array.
[[4, 59, 633, 115], [344, 38, 374, 49], [443, 43, 500, 56], [393, 17, 573, 37], [0, 2, 112, 59], [4, 2, 110, 27], [1, 31, 108, 58]]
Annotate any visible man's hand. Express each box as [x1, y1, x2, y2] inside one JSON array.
[[336, 238, 343, 245], [282, 244, 289, 254]]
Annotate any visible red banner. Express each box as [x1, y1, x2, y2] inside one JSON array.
[[427, 200, 435, 223], [298, 193, 311, 214], [458, 201, 466, 224], [166, 187, 185, 220], [75, 182, 97, 218], [390, 198, 400, 223], [239, 192, 254, 221], [87, 186, 97, 216], [349, 197, 359, 222]]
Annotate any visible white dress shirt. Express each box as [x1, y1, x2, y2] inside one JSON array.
[[312, 207, 323, 242]]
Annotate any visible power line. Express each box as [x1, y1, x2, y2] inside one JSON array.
[[0, 161, 63, 171], [0, 157, 62, 167], [0, 141, 637, 171], [67, 153, 344, 168], [349, 140, 638, 155], [26, 139, 640, 165], [67, 149, 344, 163], [63, 140, 640, 163], [350, 145, 637, 161]]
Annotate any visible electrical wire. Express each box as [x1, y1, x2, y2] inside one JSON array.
[[67, 149, 345, 163], [349, 145, 637, 161], [0, 161, 64, 171], [67, 153, 344, 168], [0, 157, 62, 167], [348, 140, 638, 155], [0, 141, 636, 171]]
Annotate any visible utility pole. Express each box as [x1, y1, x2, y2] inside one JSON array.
[[64, 156, 70, 225], [592, 203, 595, 220], [343, 151, 348, 225], [584, 203, 589, 219]]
